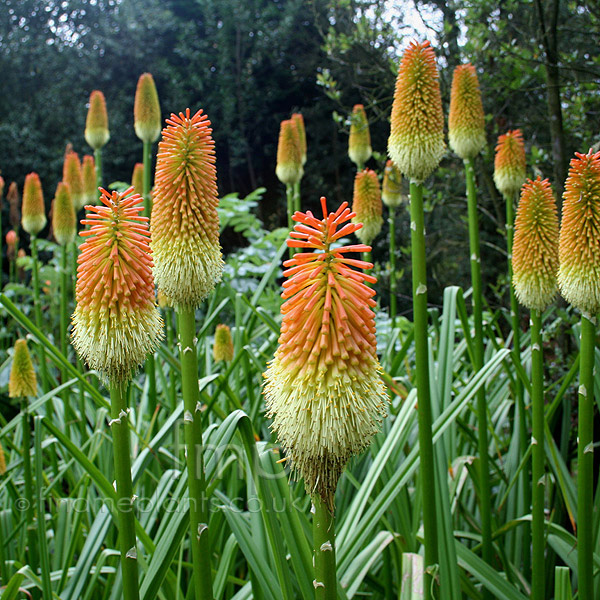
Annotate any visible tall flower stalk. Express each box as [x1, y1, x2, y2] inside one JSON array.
[[388, 40, 445, 591], [71, 187, 163, 600], [291, 112, 306, 214], [85, 90, 110, 188], [557, 150, 600, 600], [512, 177, 559, 600], [448, 62, 494, 575], [264, 197, 387, 599], [151, 109, 223, 600], [82, 155, 97, 206]]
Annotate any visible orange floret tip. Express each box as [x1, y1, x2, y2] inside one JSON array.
[[558, 150, 600, 315], [7, 182, 20, 230], [351, 169, 383, 245], [213, 324, 234, 362], [9, 339, 37, 398], [134, 73, 161, 143], [0, 442, 6, 476], [71, 187, 163, 383], [348, 104, 372, 167], [21, 172, 46, 235], [52, 182, 76, 246], [448, 64, 486, 160], [276, 119, 303, 185], [493, 129, 526, 197], [132, 162, 144, 197], [151, 108, 224, 308], [85, 90, 110, 149], [512, 178, 559, 311], [382, 160, 404, 208], [63, 152, 85, 210], [82, 155, 97, 205], [388, 41, 445, 183], [291, 113, 307, 165], [263, 197, 388, 506]]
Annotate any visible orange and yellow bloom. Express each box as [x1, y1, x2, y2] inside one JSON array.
[[85, 90, 110, 150], [382, 160, 403, 208], [276, 119, 303, 185], [82, 155, 97, 205], [512, 178, 559, 311], [558, 150, 600, 314], [351, 169, 383, 245], [264, 198, 388, 506], [52, 182, 76, 246], [134, 73, 161, 144], [348, 104, 372, 168], [9, 339, 37, 398], [63, 152, 85, 211], [21, 172, 46, 236], [493, 130, 526, 198], [71, 187, 162, 382], [291, 113, 307, 166]]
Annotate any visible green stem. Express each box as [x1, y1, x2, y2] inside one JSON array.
[[72, 241, 87, 438], [94, 148, 103, 189], [389, 205, 397, 326], [176, 306, 213, 600], [30, 235, 50, 396], [409, 181, 438, 591], [530, 309, 545, 600], [109, 381, 140, 600], [21, 399, 37, 570], [165, 308, 177, 411], [312, 496, 336, 600], [286, 184, 295, 260], [577, 314, 595, 600], [60, 244, 71, 435], [293, 181, 301, 215], [465, 159, 493, 579]]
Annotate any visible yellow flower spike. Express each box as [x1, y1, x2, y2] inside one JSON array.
[[388, 41, 445, 183], [448, 63, 486, 160], [291, 113, 307, 166], [493, 129, 526, 198], [351, 169, 383, 245], [52, 182, 76, 246], [151, 108, 224, 308], [213, 324, 234, 362], [132, 162, 144, 197], [264, 197, 388, 507], [382, 160, 403, 208], [63, 152, 85, 211], [71, 187, 163, 383], [134, 72, 161, 144], [0, 442, 6, 476], [82, 155, 97, 205], [21, 172, 47, 236], [276, 119, 303, 185], [558, 150, 600, 315], [9, 339, 37, 398], [348, 104, 372, 168], [512, 177, 559, 311], [85, 90, 110, 150], [7, 182, 20, 230]]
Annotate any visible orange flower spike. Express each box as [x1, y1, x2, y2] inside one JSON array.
[[132, 162, 144, 197], [351, 169, 383, 245], [493, 129, 526, 198], [382, 160, 403, 208], [21, 172, 46, 236], [213, 324, 234, 362], [52, 182, 76, 246], [85, 90, 110, 150], [348, 104, 372, 168], [7, 182, 20, 230], [82, 155, 97, 205], [6, 230, 17, 260], [151, 108, 224, 308], [264, 197, 387, 507], [512, 178, 559, 311], [448, 63, 486, 160], [276, 119, 303, 185], [0, 176, 5, 201], [71, 187, 163, 383], [558, 150, 600, 314], [9, 339, 37, 398], [134, 73, 161, 143], [388, 40, 445, 183], [291, 113, 307, 165], [63, 152, 85, 210]]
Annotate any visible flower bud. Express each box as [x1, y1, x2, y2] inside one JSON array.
[[52, 182, 76, 246], [7, 182, 20, 230], [6, 230, 17, 261], [493, 130, 526, 198], [388, 41, 445, 183], [9, 339, 37, 398], [351, 169, 383, 245], [348, 104, 372, 168], [85, 90, 110, 150], [63, 152, 85, 210], [382, 160, 403, 208], [276, 119, 303, 185], [132, 163, 144, 197], [21, 172, 47, 236], [82, 155, 97, 205], [213, 324, 234, 362], [134, 73, 162, 143], [291, 113, 307, 165]]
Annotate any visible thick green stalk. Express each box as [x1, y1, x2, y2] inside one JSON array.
[[312, 496, 336, 600], [409, 181, 438, 591], [293, 181, 301, 215], [30, 235, 49, 395], [59, 244, 71, 434], [109, 381, 140, 600], [530, 309, 545, 600], [465, 159, 493, 579], [389, 205, 397, 326], [577, 315, 595, 600], [94, 148, 103, 189], [286, 184, 295, 259], [176, 306, 213, 600], [21, 399, 37, 570]]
